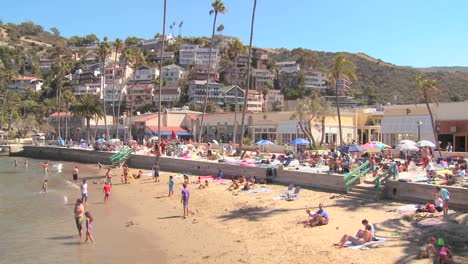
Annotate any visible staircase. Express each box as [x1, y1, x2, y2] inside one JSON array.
[[346, 182, 382, 200]]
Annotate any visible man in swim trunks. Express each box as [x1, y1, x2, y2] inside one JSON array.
[[334, 224, 372, 248], [74, 199, 85, 241], [72, 166, 79, 184]]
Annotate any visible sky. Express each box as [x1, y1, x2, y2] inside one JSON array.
[[2, 0, 468, 67]]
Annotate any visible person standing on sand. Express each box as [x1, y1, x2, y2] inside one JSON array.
[[41, 180, 48, 193], [152, 163, 160, 182], [181, 183, 190, 218], [81, 179, 88, 204], [105, 168, 112, 186], [74, 199, 85, 241], [168, 175, 174, 196], [84, 211, 94, 243], [123, 164, 129, 184], [14, 159, 18, 167], [103, 182, 111, 204], [72, 166, 79, 184], [24, 160, 28, 168], [436, 186, 450, 216], [43, 161, 49, 173]]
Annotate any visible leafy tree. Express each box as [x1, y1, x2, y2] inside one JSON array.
[[198, 0, 227, 143], [327, 53, 356, 146], [272, 100, 283, 111], [70, 94, 103, 144], [50, 27, 60, 36], [113, 38, 125, 139], [13, 114, 38, 137], [61, 89, 76, 140], [416, 75, 442, 157], [98, 38, 112, 139]]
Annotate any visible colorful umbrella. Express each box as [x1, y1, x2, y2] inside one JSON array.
[[255, 139, 274, 145], [291, 138, 310, 145], [416, 140, 435, 148], [340, 144, 366, 153], [369, 141, 392, 149]]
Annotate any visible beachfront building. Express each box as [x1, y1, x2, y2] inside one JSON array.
[[48, 112, 114, 141], [125, 81, 155, 111], [178, 44, 220, 68], [7, 76, 44, 95], [275, 61, 300, 72], [251, 69, 274, 91], [153, 86, 182, 104], [190, 65, 219, 82], [72, 69, 101, 97], [161, 64, 187, 85], [187, 81, 224, 105], [304, 70, 328, 90]]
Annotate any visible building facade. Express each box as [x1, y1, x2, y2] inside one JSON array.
[[179, 44, 220, 67]]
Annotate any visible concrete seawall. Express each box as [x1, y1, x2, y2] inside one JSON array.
[[20, 146, 468, 209]]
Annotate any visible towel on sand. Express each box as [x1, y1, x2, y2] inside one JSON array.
[[244, 187, 271, 194], [344, 237, 387, 250], [413, 218, 445, 228], [397, 204, 418, 214]]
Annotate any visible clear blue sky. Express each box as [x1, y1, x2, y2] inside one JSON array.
[[2, 0, 467, 67]]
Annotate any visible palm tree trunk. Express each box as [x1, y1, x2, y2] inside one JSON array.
[[112, 53, 118, 137], [101, 59, 110, 140], [426, 102, 442, 158], [335, 85, 343, 146], [116, 87, 123, 140], [198, 11, 218, 143], [239, 0, 256, 155], [232, 53, 239, 147], [56, 85, 61, 139], [65, 103, 69, 140], [320, 117, 325, 146], [158, 0, 167, 148], [86, 118, 91, 145], [128, 67, 137, 142]]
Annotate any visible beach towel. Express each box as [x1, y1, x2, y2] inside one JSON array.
[[344, 237, 387, 250], [414, 218, 445, 228], [244, 188, 272, 194], [273, 196, 286, 200], [397, 204, 419, 214], [199, 175, 213, 179]]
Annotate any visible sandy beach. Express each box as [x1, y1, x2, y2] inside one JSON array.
[[52, 160, 468, 264]]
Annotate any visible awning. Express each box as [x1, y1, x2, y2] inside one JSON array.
[[277, 120, 300, 133], [381, 115, 432, 134]]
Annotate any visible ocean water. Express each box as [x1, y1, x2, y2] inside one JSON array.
[[0, 157, 82, 263]]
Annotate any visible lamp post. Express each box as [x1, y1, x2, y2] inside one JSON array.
[[417, 121, 423, 141]]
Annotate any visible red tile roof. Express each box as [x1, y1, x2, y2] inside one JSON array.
[[146, 126, 187, 132], [15, 76, 43, 81], [132, 114, 159, 122], [50, 111, 73, 117]]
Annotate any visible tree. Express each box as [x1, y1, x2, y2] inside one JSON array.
[[121, 47, 145, 141], [217, 24, 224, 37], [61, 89, 76, 140], [416, 75, 442, 157], [113, 38, 125, 139], [239, 0, 257, 155], [178, 21, 184, 38], [327, 53, 356, 146], [272, 100, 283, 112], [198, 0, 227, 143], [260, 83, 271, 112], [70, 94, 103, 144], [227, 39, 247, 146], [50, 27, 60, 37], [98, 38, 112, 140]]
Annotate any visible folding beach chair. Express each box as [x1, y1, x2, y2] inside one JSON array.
[[286, 186, 301, 201], [282, 183, 294, 196]]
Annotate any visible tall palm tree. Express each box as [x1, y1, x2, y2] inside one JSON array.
[[416, 75, 442, 157], [113, 38, 125, 139], [70, 94, 103, 144], [122, 47, 145, 142], [239, 0, 257, 155], [157, 0, 167, 146], [198, 0, 227, 143], [227, 39, 247, 146], [178, 21, 183, 39], [61, 89, 76, 140], [326, 53, 356, 146], [217, 24, 224, 37], [98, 38, 112, 140]]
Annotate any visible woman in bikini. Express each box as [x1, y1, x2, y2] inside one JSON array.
[[334, 224, 372, 248]]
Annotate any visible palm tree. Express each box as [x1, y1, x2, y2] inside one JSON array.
[[326, 53, 356, 146], [157, 0, 168, 146], [239, 0, 257, 155], [98, 38, 112, 140], [260, 83, 271, 112], [198, 0, 227, 143], [227, 39, 247, 146], [113, 38, 125, 139], [70, 94, 103, 144], [178, 21, 183, 39], [61, 89, 76, 140], [217, 24, 224, 37], [416, 75, 442, 157], [121, 47, 145, 142]]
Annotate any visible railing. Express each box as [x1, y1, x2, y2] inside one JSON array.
[[344, 161, 370, 193], [373, 163, 399, 199]]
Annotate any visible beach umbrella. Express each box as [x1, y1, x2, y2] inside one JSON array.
[[291, 138, 310, 145], [255, 139, 274, 145], [399, 139, 416, 145], [109, 138, 120, 143], [212, 139, 219, 145], [339, 144, 365, 153], [149, 136, 159, 141], [96, 138, 106, 143], [416, 140, 436, 148], [369, 141, 392, 149], [398, 142, 419, 151]]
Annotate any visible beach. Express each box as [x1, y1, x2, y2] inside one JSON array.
[[2, 157, 467, 264]]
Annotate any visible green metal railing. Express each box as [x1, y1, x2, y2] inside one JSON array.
[[344, 161, 370, 193], [373, 163, 399, 199]]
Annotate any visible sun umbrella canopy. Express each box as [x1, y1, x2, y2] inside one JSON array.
[[398, 144, 419, 152], [96, 138, 106, 143], [340, 144, 366, 153], [291, 138, 310, 145], [109, 139, 120, 143], [149, 136, 159, 141], [255, 139, 274, 145], [416, 140, 436, 148], [399, 139, 416, 146], [369, 141, 392, 149]]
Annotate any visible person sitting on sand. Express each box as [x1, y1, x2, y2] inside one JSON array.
[[238, 176, 246, 184], [196, 176, 202, 184], [418, 237, 438, 259], [243, 181, 251, 191], [361, 219, 376, 240], [304, 203, 329, 227], [334, 224, 372, 248], [199, 180, 209, 189], [133, 170, 142, 179], [438, 245, 453, 264], [228, 179, 239, 190]]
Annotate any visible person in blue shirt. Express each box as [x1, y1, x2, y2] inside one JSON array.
[[436, 186, 450, 216], [216, 169, 224, 179], [305, 203, 329, 227], [168, 176, 174, 197]]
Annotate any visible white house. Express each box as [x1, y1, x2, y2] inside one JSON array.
[[8, 76, 44, 94], [153, 86, 181, 103], [133, 66, 159, 81], [161, 64, 187, 85], [188, 80, 224, 105], [179, 44, 220, 68], [304, 70, 328, 90], [275, 61, 300, 72]]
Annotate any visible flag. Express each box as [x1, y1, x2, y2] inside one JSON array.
[[313, 124, 322, 133]]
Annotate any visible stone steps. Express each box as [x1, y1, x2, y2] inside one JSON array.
[[346, 183, 382, 200]]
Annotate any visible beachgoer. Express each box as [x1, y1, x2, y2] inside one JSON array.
[[181, 183, 190, 218], [103, 182, 111, 204], [305, 203, 329, 227], [207, 143, 212, 159], [334, 224, 372, 248], [72, 166, 79, 184], [152, 163, 160, 182], [24, 160, 28, 167], [41, 180, 48, 193], [84, 211, 94, 243], [81, 179, 88, 204], [133, 170, 142, 179], [446, 142, 453, 152], [228, 179, 239, 190], [98, 162, 102, 170], [123, 164, 129, 184], [199, 180, 209, 189], [14, 159, 18, 167], [438, 246, 453, 263], [436, 186, 450, 216], [74, 199, 85, 241], [361, 219, 376, 240], [434, 196, 444, 212], [105, 168, 112, 185], [168, 176, 174, 196], [183, 174, 189, 185], [418, 237, 437, 259], [216, 169, 224, 179], [43, 161, 49, 173]]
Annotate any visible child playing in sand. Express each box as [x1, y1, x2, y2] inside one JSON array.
[[85, 211, 94, 243], [168, 176, 174, 196], [418, 237, 437, 259], [199, 180, 209, 189], [103, 182, 111, 204], [438, 245, 453, 263]]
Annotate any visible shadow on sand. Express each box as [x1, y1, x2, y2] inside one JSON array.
[[47, 235, 75, 240], [217, 205, 305, 222]]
